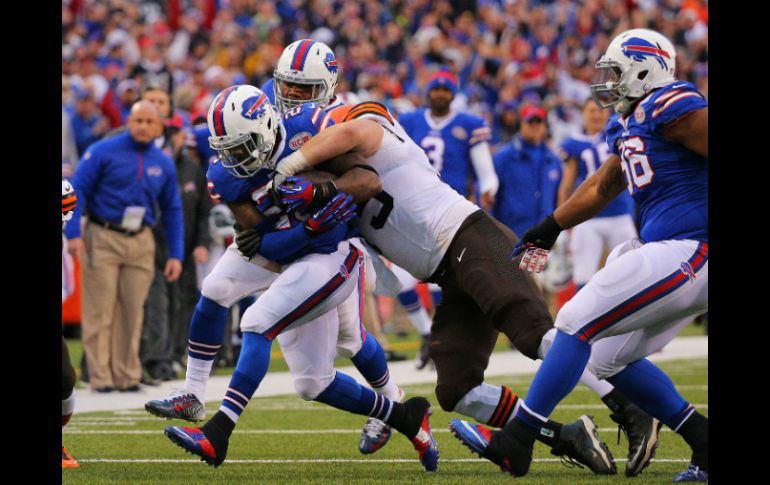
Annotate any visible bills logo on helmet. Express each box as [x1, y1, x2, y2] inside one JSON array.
[[680, 262, 697, 282], [241, 94, 268, 120], [323, 52, 339, 74], [621, 38, 670, 69]]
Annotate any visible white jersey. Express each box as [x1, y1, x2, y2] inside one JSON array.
[[355, 114, 479, 280]]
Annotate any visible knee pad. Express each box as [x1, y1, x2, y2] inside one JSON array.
[[293, 374, 335, 401], [201, 274, 238, 307]]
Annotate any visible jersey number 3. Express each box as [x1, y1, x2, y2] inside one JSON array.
[[369, 191, 393, 229], [619, 136, 654, 193]]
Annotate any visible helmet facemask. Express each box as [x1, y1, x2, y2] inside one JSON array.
[[209, 131, 275, 178], [273, 72, 332, 113], [590, 60, 639, 115]]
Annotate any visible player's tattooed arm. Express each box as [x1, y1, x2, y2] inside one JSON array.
[[553, 154, 626, 229], [317, 152, 382, 204], [662, 108, 708, 158]]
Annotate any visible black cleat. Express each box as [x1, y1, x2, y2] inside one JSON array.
[[415, 334, 432, 370], [449, 419, 533, 476], [551, 415, 617, 475], [611, 404, 662, 477]]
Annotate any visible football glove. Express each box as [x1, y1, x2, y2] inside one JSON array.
[[304, 193, 357, 237], [271, 176, 338, 213], [234, 223, 264, 260], [511, 214, 563, 274]]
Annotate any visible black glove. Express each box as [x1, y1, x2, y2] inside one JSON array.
[[234, 223, 264, 259], [511, 214, 563, 257]]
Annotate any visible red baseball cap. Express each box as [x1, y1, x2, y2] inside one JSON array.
[[165, 112, 184, 131], [520, 104, 547, 122]]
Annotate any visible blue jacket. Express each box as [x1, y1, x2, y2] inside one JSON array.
[[65, 131, 185, 260], [492, 135, 562, 237]]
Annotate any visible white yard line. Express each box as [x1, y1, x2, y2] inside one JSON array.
[[77, 458, 690, 464], [66, 427, 678, 435]]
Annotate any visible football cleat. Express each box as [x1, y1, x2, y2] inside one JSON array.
[[449, 419, 532, 476], [145, 390, 205, 422], [551, 415, 617, 475], [673, 463, 709, 482], [358, 387, 405, 455], [359, 418, 392, 455], [611, 404, 662, 477], [164, 425, 227, 467], [408, 401, 439, 472], [62, 446, 79, 469], [415, 334, 432, 370]]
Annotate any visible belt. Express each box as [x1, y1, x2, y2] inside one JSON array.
[[88, 215, 146, 237]]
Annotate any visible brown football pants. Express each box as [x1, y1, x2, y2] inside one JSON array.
[[427, 210, 554, 411]]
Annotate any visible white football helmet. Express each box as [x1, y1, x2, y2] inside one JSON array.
[[207, 85, 281, 178], [62, 178, 76, 224], [590, 29, 677, 115], [273, 39, 339, 113]]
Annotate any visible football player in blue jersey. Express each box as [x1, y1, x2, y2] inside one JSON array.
[[557, 98, 638, 291], [397, 68, 498, 368], [398, 69, 498, 209], [153, 85, 439, 471], [450, 29, 708, 482]]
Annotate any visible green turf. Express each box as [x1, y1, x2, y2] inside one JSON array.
[[62, 358, 707, 484]]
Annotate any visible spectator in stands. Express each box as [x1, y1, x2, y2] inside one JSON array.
[[66, 101, 183, 393], [69, 88, 110, 157]]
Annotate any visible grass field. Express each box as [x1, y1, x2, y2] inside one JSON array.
[[62, 357, 707, 484]]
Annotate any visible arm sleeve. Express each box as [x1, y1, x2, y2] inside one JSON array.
[[158, 159, 185, 260], [258, 224, 313, 264], [469, 142, 498, 197], [65, 147, 103, 239]]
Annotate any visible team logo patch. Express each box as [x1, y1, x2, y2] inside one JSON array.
[[634, 104, 646, 123], [241, 94, 268, 120], [680, 262, 697, 282], [452, 126, 467, 140], [147, 166, 163, 177], [621, 37, 670, 69], [289, 131, 311, 150], [323, 52, 339, 74], [548, 168, 560, 181]]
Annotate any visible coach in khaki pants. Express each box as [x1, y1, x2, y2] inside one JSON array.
[[66, 101, 184, 392]]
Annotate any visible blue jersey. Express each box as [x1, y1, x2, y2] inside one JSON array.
[[560, 133, 634, 218], [206, 102, 350, 261], [605, 81, 707, 243], [399, 109, 491, 197]]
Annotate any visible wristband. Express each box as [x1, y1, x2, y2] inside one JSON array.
[[275, 150, 312, 176]]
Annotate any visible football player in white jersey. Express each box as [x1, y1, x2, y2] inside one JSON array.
[[268, 101, 661, 475]]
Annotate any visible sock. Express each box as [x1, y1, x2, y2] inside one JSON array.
[[676, 410, 708, 470], [601, 388, 633, 413], [578, 368, 615, 399], [218, 332, 272, 425], [454, 383, 519, 427], [62, 390, 76, 429], [185, 296, 229, 401], [397, 289, 432, 335], [488, 385, 520, 428], [606, 358, 691, 429], [384, 397, 429, 439], [521, 330, 591, 422], [429, 284, 442, 307], [351, 332, 401, 401], [315, 371, 383, 417]]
